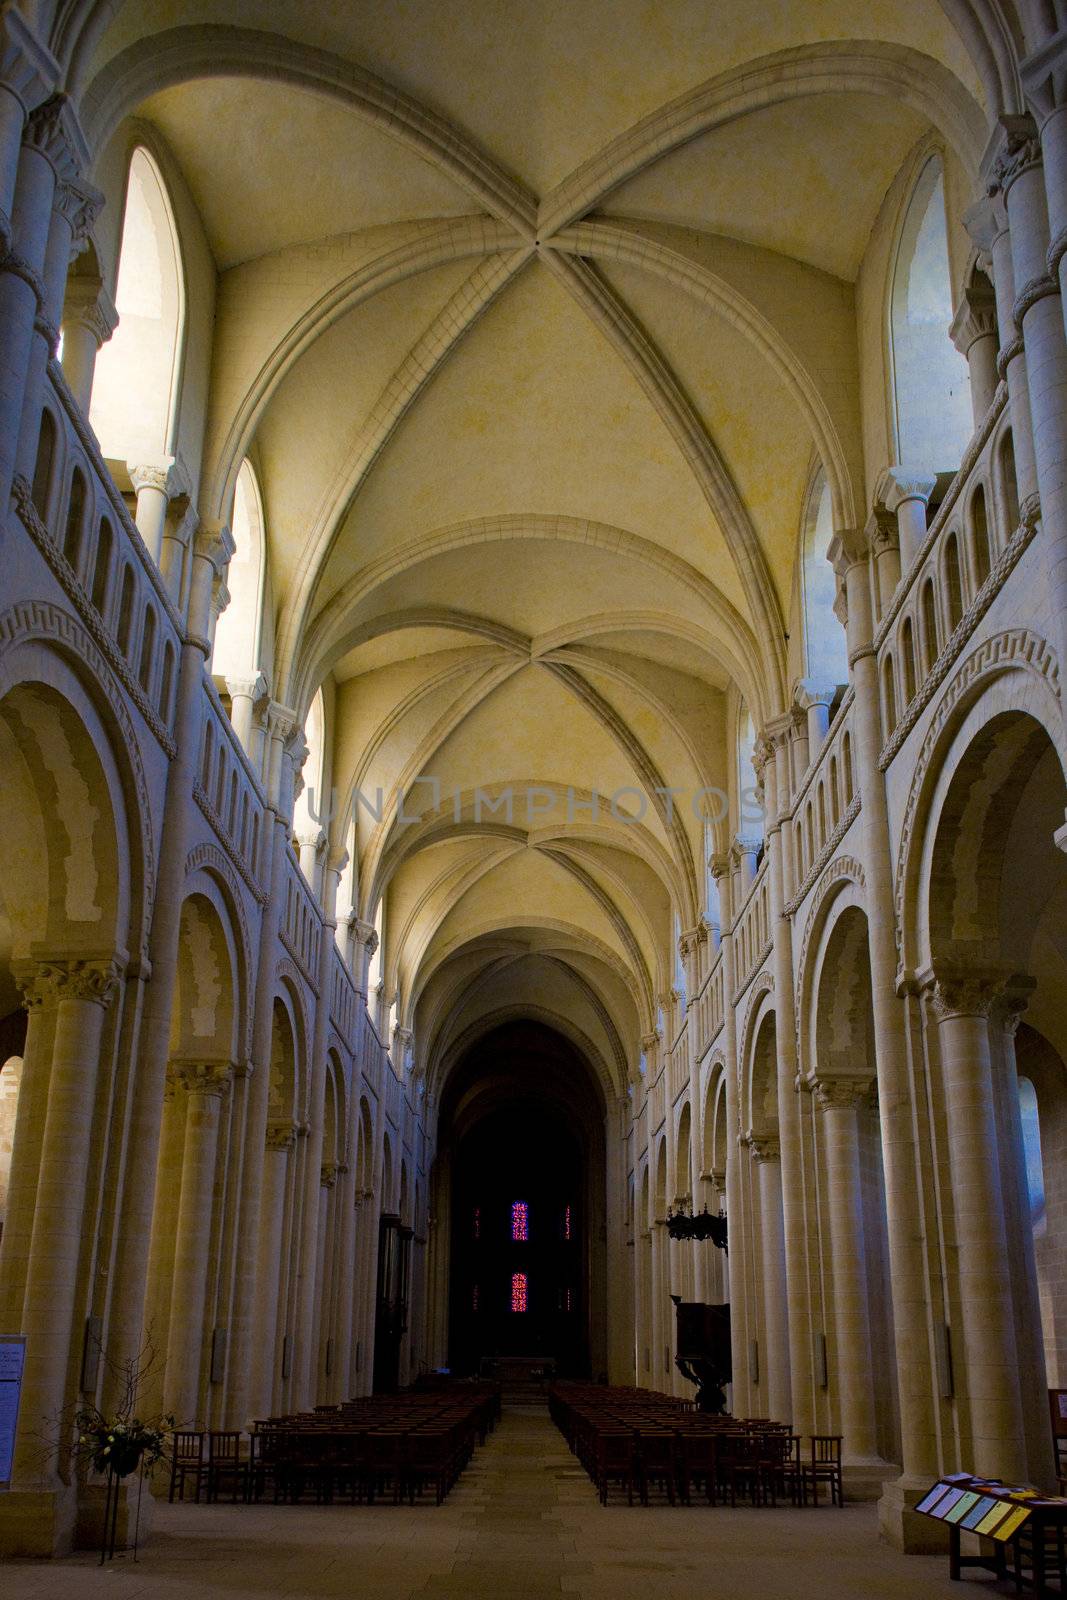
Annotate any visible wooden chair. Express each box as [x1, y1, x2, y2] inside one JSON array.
[[206, 1430, 251, 1503], [167, 1431, 205, 1503], [804, 1435, 843, 1506], [677, 1431, 718, 1505], [757, 1431, 801, 1506], [593, 1431, 637, 1505], [720, 1433, 763, 1506], [636, 1429, 677, 1505], [363, 1431, 406, 1504]]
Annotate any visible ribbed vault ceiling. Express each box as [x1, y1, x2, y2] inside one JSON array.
[[84, 0, 990, 1097]]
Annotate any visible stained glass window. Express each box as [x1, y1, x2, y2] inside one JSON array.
[[511, 1200, 528, 1241], [561, 1287, 573, 1313], [472, 1284, 479, 1313], [473, 1206, 480, 1240], [564, 1204, 572, 1241], [511, 1271, 528, 1312]]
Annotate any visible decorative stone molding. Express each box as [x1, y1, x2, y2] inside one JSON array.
[[996, 334, 1025, 379], [791, 854, 866, 1066], [193, 521, 236, 576], [784, 795, 862, 917], [892, 627, 1060, 950], [192, 784, 267, 905], [994, 976, 1037, 1039], [12, 479, 178, 758], [949, 283, 997, 360], [0, 596, 159, 933], [320, 1161, 339, 1189], [0, 10, 57, 127], [879, 519, 1046, 771]]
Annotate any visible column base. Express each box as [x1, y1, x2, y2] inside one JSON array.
[[878, 1474, 949, 1553], [0, 1482, 78, 1558], [75, 1475, 155, 1553], [842, 1456, 897, 1502]]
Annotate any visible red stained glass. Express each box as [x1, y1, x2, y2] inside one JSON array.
[[564, 1205, 572, 1241], [511, 1271, 528, 1313], [511, 1200, 528, 1241]]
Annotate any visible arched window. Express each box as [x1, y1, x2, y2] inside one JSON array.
[[881, 654, 897, 739], [969, 484, 992, 587], [943, 532, 965, 631], [889, 154, 972, 473], [901, 616, 917, 705], [90, 146, 184, 467], [1018, 1077, 1046, 1236], [31, 409, 57, 521], [90, 519, 113, 615], [920, 578, 939, 673], [292, 688, 327, 884], [63, 469, 86, 572], [800, 467, 847, 687], [737, 702, 763, 842], [213, 458, 268, 683]]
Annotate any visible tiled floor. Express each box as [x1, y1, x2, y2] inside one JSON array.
[[0, 1409, 998, 1598]]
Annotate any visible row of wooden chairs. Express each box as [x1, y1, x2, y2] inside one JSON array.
[[550, 1383, 843, 1508], [167, 1386, 498, 1509]]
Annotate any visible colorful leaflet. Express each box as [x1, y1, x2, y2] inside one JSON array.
[[943, 1491, 981, 1524]]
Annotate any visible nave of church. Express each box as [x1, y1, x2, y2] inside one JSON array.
[[2, 0, 1067, 1585]]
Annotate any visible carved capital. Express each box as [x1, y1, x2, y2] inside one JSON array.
[[746, 1132, 780, 1164], [793, 677, 836, 713], [813, 1076, 874, 1113], [828, 525, 869, 582], [23, 94, 89, 183], [866, 503, 898, 556], [193, 520, 236, 576], [320, 1161, 339, 1190], [880, 466, 938, 514], [990, 114, 1043, 195], [224, 672, 268, 706], [994, 975, 1037, 1039], [709, 852, 731, 883], [265, 1120, 298, 1152], [18, 955, 121, 1009], [964, 191, 1009, 256], [170, 1060, 233, 1098], [949, 283, 998, 359], [63, 276, 118, 347], [928, 962, 1007, 1020], [53, 176, 103, 255]]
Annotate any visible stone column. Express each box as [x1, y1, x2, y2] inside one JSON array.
[[128, 461, 186, 566], [989, 983, 1055, 1486], [994, 122, 1067, 810], [350, 918, 378, 992], [0, 967, 57, 1334], [100, 524, 231, 1418], [164, 1062, 232, 1426], [868, 507, 901, 615], [220, 704, 295, 1428], [712, 853, 750, 1413], [650, 1218, 669, 1388], [293, 849, 344, 1405], [829, 527, 940, 1548], [249, 1121, 295, 1421], [949, 277, 1000, 428], [882, 469, 937, 574], [1021, 31, 1067, 339], [313, 1161, 337, 1398], [757, 723, 809, 1434], [732, 835, 760, 893], [296, 827, 325, 898], [930, 966, 1028, 1483], [59, 276, 116, 414], [0, 11, 54, 243], [225, 673, 266, 758], [815, 1077, 881, 1463], [0, 95, 86, 519], [141, 1080, 185, 1414], [795, 681, 836, 761], [11, 957, 118, 1490], [749, 1136, 790, 1423]]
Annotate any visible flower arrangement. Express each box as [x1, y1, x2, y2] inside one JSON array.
[[74, 1406, 175, 1479]]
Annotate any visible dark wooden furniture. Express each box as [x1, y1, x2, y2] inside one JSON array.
[[167, 1430, 205, 1503]]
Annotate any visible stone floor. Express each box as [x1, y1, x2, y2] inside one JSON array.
[[0, 1408, 1012, 1598]]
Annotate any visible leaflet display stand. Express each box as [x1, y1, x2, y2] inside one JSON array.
[[915, 1471, 1067, 1595]]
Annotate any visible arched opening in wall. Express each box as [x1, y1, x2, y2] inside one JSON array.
[[800, 467, 848, 689], [0, 675, 126, 1477], [212, 459, 268, 689], [249, 995, 300, 1420], [292, 688, 327, 893], [969, 484, 992, 588], [888, 152, 972, 474], [1014, 1035, 1067, 1388], [737, 703, 764, 849], [811, 903, 899, 1466], [90, 146, 185, 469], [926, 707, 1067, 1477], [746, 1009, 789, 1420], [143, 888, 238, 1427], [440, 1021, 606, 1382]]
